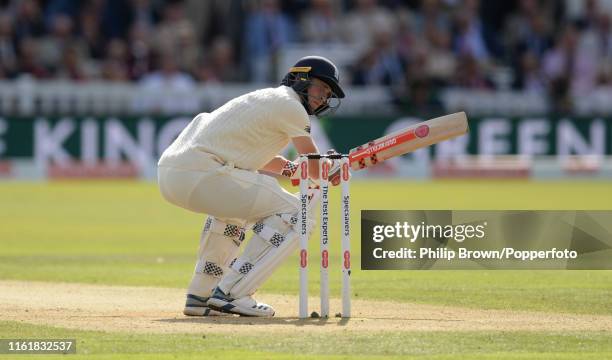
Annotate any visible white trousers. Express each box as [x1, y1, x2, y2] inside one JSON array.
[[158, 154, 298, 224]]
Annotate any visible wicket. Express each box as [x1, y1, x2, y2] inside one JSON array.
[[298, 154, 351, 319]]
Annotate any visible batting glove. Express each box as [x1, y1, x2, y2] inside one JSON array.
[[281, 159, 299, 178], [325, 149, 348, 186]]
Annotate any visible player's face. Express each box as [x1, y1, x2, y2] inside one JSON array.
[[307, 78, 332, 112]]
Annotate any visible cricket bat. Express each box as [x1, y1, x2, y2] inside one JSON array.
[[348, 112, 468, 170], [290, 112, 468, 186]]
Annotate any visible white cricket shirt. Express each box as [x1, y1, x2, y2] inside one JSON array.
[[158, 86, 310, 171]]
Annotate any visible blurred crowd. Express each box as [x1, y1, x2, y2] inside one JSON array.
[[0, 0, 611, 113]]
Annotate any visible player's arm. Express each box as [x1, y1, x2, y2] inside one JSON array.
[[259, 154, 318, 180], [292, 135, 320, 180], [257, 137, 322, 180]]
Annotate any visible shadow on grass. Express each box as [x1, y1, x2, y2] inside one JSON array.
[[156, 315, 464, 327], [156, 316, 346, 327]]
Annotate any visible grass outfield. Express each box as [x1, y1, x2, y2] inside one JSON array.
[[1, 321, 611, 360], [1, 180, 611, 359]]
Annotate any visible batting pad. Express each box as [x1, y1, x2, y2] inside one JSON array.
[[217, 209, 316, 298], [186, 216, 246, 298]]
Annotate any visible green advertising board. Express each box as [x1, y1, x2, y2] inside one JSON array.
[[1, 116, 611, 170]]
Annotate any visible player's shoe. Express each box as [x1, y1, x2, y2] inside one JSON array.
[[206, 287, 275, 317], [183, 294, 233, 316]]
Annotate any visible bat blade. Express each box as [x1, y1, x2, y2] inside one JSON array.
[[349, 112, 468, 170]]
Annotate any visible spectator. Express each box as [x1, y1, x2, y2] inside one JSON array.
[[38, 13, 79, 72], [413, 0, 451, 35], [422, 24, 456, 84], [543, 26, 577, 80], [596, 14, 612, 78], [350, 47, 378, 85], [452, 54, 494, 89], [0, 0, 609, 116], [0, 12, 17, 78], [406, 46, 428, 84], [598, 14, 611, 58], [576, 14, 610, 100], [43, 0, 81, 22], [137, 51, 197, 114], [184, 0, 238, 45], [453, 6, 490, 62], [153, 1, 198, 57], [595, 60, 612, 91], [98, 0, 132, 39], [543, 25, 598, 96], [505, 0, 539, 44], [175, 20, 200, 75], [184, 0, 210, 44], [129, 0, 157, 30], [574, 0, 601, 30], [519, 14, 554, 58], [101, 59, 130, 82], [512, 51, 546, 94], [341, 0, 397, 52], [17, 37, 50, 79], [244, 0, 295, 83], [56, 45, 87, 81], [350, 29, 406, 88], [195, 36, 241, 83], [101, 39, 130, 82], [395, 7, 417, 61], [79, 3, 106, 61], [13, 0, 46, 41], [300, 0, 342, 44], [506, 0, 553, 59], [581, 13, 612, 60], [127, 20, 153, 80]]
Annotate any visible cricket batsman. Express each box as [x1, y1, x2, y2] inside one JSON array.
[[157, 56, 346, 317]]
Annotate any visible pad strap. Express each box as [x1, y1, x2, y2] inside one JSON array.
[[200, 261, 224, 278], [230, 257, 255, 275], [204, 217, 246, 246], [252, 221, 286, 247], [277, 213, 298, 226]]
